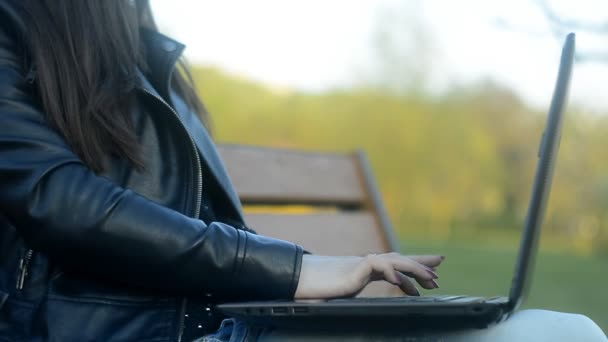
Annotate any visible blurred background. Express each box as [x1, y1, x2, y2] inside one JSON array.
[[150, 0, 608, 332]]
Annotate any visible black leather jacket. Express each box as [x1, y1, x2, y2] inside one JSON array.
[[0, 2, 303, 341]]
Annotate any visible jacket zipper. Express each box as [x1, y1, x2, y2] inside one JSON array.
[[140, 88, 202, 342], [16, 249, 34, 290], [0, 292, 7, 309], [141, 88, 203, 218], [177, 297, 188, 342]]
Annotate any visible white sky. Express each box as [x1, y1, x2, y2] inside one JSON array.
[[150, 0, 608, 112]]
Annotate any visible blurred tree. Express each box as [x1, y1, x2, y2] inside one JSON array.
[[538, 0, 608, 62], [363, 1, 441, 96], [535, 0, 608, 251], [192, 63, 608, 255]]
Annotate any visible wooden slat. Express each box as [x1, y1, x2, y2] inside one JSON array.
[[245, 212, 402, 297], [219, 143, 403, 297], [244, 212, 388, 255], [218, 144, 365, 205]]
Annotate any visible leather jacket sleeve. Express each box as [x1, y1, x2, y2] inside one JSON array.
[[0, 7, 303, 300]]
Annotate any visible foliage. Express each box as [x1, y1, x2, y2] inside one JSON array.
[[192, 66, 608, 256]]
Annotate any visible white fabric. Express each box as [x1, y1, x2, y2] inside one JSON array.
[[253, 310, 607, 342], [439, 309, 607, 342]]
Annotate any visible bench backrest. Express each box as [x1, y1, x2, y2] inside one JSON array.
[[217, 144, 402, 296]]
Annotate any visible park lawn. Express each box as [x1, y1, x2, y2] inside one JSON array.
[[402, 238, 608, 334]]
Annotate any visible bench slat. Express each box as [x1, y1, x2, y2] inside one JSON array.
[[245, 212, 402, 297], [219, 143, 402, 297], [244, 212, 389, 256], [218, 144, 365, 205]]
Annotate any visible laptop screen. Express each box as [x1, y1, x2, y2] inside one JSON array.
[[507, 33, 575, 311]]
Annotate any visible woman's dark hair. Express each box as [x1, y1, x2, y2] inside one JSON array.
[[17, 0, 206, 172]]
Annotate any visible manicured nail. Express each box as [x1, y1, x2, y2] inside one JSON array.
[[393, 273, 402, 286], [412, 287, 421, 296], [426, 269, 439, 279], [431, 279, 440, 289]]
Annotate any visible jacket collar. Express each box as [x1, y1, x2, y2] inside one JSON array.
[[139, 28, 185, 99], [137, 31, 245, 221]]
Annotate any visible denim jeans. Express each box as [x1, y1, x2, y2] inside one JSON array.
[[193, 319, 265, 342]]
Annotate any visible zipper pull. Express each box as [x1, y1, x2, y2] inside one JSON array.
[[0, 292, 7, 309], [16, 257, 25, 290], [16, 249, 34, 290]]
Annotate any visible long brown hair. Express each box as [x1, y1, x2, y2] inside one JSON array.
[[15, 0, 205, 172]]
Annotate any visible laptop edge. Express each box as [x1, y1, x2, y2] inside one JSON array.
[[507, 32, 575, 313]]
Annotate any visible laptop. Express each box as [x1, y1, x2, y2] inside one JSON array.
[[217, 33, 576, 331]]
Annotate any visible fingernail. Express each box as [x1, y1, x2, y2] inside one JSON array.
[[431, 279, 440, 289], [413, 287, 421, 296], [440, 256, 446, 260], [393, 273, 402, 286], [426, 269, 439, 279]]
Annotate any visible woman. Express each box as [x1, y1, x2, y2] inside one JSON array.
[[0, 1, 605, 341]]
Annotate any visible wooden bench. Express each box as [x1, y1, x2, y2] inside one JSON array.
[[217, 143, 402, 296]]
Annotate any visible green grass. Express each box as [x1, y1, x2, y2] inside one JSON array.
[[402, 238, 608, 334]]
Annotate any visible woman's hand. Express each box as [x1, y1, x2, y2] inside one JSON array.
[[294, 253, 444, 299]]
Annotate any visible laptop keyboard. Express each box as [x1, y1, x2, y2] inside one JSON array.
[[330, 295, 472, 303]]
